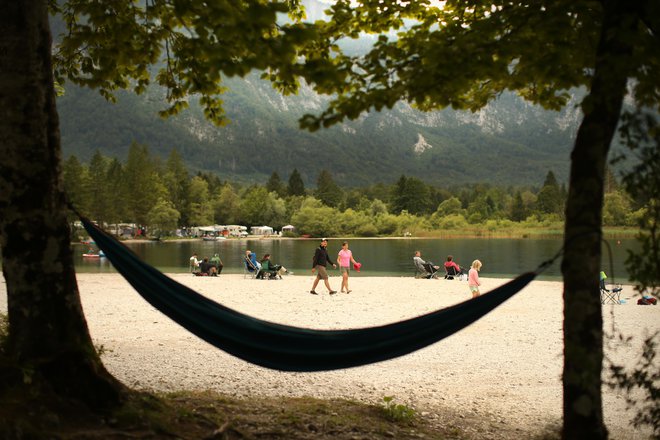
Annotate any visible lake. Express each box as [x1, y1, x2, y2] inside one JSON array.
[[74, 236, 639, 282]]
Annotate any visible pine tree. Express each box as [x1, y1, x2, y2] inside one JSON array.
[[392, 175, 431, 215], [287, 168, 305, 196], [164, 149, 190, 226], [315, 169, 343, 207], [510, 191, 527, 222], [536, 170, 564, 215], [266, 171, 286, 197], [105, 159, 125, 232], [87, 150, 110, 227], [63, 155, 90, 217], [123, 142, 161, 225]]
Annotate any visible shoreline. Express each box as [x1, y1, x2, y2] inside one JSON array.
[[0, 273, 655, 439], [73, 226, 639, 244]]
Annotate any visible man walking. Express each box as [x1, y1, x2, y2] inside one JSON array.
[[310, 238, 337, 295]]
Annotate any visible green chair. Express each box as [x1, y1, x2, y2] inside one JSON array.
[[600, 271, 622, 305]]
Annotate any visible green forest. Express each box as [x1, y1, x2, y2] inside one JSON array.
[[64, 143, 639, 239]]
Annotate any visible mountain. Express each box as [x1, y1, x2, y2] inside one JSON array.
[[57, 75, 583, 187], [55, 0, 583, 187]]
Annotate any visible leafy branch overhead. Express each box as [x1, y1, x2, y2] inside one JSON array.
[[286, 0, 659, 130], [50, 1, 659, 132], [51, 0, 315, 125]]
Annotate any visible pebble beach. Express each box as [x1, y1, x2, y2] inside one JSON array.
[[1, 273, 656, 439]]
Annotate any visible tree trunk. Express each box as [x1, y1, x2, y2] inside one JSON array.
[[562, 1, 637, 438], [0, 0, 124, 408]]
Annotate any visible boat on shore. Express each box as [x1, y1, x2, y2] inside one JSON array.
[[202, 235, 226, 241], [82, 250, 105, 258]]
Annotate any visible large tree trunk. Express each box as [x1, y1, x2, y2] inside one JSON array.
[[562, 1, 637, 438], [0, 0, 124, 408]]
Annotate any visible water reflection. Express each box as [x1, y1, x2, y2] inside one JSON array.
[[72, 237, 638, 281]]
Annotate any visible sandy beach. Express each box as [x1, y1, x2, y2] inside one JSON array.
[[0, 273, 656, 439]]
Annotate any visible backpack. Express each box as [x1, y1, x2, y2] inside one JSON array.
[[637, 297, 657, 305]]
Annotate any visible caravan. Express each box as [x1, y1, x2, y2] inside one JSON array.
[[225, 225, 248, 237], [250, 226, 274, 236]]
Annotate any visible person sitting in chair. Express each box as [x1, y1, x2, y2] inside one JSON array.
[[444, 255, 466, 280], [189, 252, 200, 273], [258, 254, 287, 279], [413, 250, 439, 279], [210, 253, 223, 275], [199, 257, 218, 276], [245, 250, 261, 270]]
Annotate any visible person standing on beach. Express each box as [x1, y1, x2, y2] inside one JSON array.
[[468, 259, 482, 298], [310, 238, 337, 295], [337, 241, 358, 294]]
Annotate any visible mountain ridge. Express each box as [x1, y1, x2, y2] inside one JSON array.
[[58, 74, 581, 187]]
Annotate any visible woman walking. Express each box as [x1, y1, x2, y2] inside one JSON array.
[[337, 241, 358, 294], [468, 259, 482, 298]]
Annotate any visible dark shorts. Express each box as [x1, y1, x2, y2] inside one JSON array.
[[315, 265, 329, 280]]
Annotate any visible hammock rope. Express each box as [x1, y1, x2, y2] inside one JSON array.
[[80, 216, 554, 372]]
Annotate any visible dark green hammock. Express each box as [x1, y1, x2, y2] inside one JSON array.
[[81, 217, 541, 372]]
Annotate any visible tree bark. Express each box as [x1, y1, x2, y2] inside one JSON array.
[[0, 0, 124, 408], [562, 1, 637, 438]]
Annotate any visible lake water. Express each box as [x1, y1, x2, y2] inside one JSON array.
[[74, 236, 639, 282]]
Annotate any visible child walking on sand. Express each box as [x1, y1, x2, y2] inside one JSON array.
[[468, 259, 482, 298], [337, 241, 358, 294]]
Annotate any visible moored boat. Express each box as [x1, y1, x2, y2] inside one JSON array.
[[202, 235, 226, 241], [82, 250, 105, 258]]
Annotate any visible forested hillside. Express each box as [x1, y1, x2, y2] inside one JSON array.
[[57, 76, 582, 187]]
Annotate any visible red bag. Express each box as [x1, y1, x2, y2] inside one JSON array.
[[637, 297, 657, 305]]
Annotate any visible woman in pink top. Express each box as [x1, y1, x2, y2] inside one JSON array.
[[337, 241, 358, 294], [468, 259, 482, 298]]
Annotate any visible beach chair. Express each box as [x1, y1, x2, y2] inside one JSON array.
[[600, 271, 622, 304], [257, 266, 280, 280], [444, 265, 465, 281], [244, 256, 259, 279], [413, 256, 439, 279], [421, 262, 440, 279]]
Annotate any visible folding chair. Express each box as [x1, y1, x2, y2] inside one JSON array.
[[244, 256, 259, 279], [421, 262, 440, 279], [414, 257, 437, 279], [444, 266, 465, 281], [600, 271, 622, 305]]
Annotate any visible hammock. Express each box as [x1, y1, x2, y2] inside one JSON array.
[[81, 217, 540, 372]]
